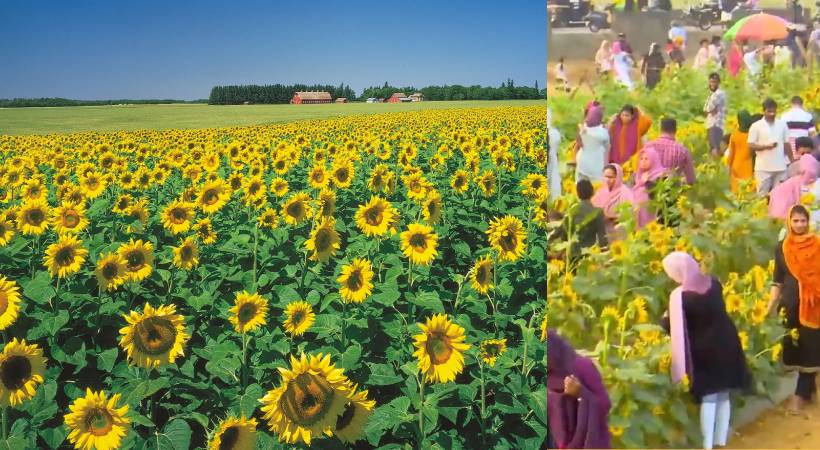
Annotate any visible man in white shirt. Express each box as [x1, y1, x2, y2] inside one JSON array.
[[748, 98, 794, 195], [781, 95, 817, 159]]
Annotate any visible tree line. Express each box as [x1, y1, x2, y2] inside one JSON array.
[[0, 98, 207, 108], [361, 80, 544, 101], [208, 84, 356, 105]]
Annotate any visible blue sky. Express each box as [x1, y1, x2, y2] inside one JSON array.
[[0, 0, 546, 100]]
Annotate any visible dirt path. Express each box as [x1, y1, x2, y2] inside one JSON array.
[[729, 393, 820, 449]]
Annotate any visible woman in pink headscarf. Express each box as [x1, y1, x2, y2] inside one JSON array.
[[591, 163, 634, 241], [661, 251, 750, 450], [632, 147, 668, 228], [575, 104, 610, 183], [769, 154, 820, 221]]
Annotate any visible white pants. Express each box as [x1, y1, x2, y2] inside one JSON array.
[[701, 391, 731, 449], [755, 170, 787, 195]]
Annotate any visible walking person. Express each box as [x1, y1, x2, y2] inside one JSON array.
[[642, 43, 666, 90], [547, 330, 612, 449], [781, 96, 817, 159], [608, 104, 652, 166], [575, 104, 611, 182], [769, 154, 820, 221], [748, 98, 793, 195], [632, 147, 668, 227], [644, 117, 696, 185], [591, 164, 635, 241], [726, 110, 760, 192], [661, 251, 751, 450], [768, 205, 820, 414], [595, 40, 613, 77], [694, 39, 711, 69], [704, 73, 727, 158], [550, 179, 609, 263]]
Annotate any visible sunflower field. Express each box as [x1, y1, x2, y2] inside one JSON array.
[[0, 106, 547, 449], [547, 65, 820, 447]]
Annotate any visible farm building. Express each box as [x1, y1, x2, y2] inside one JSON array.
[[290, 91, 332, 104], [387, 93, 410, 103], [366, 97, 380, 103], [409, 93, 423, 102], [335, 98, 348, 103]]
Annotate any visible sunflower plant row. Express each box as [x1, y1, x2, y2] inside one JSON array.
[[546, 66, 813, 447], [0, 106, 547, 449]]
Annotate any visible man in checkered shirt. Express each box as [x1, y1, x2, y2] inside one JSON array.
[[643, 117, 695, 185]]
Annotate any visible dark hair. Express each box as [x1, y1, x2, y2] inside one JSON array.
[[792, 95, 804, 105], [620, 104, 636, 115], [576, 179, 595, 200], [604, 164, 617, 173], [661, 117, 677, 133], [796, 136, 815, 150], [790, 204, 810, 220], [708, 72, 720, 81], [701, 39, 709, 45], [762, 98, 777, 110]]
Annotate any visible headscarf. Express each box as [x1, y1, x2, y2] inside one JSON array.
[[585, 105, 603, 127], [768, 154, 820, 219], [662, 251, 711, 384], [546, 330, 577, 381], [609, 107, 648, 165], [591, 164, 635, 218], [634, 147, 667, 187], [737, 110, 754, 133], [612, 40, 623, 55], [596, 40, 612, 60], [782, 205, 820, 329]]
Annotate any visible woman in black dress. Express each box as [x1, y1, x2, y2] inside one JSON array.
[[642, 43, 666, 89], [661, 251, 750, 450], [768, 204, 820, 413]]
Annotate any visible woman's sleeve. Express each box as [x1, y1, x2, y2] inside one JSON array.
[[773, 244, 785, 285], [575, 357, 612, 414]]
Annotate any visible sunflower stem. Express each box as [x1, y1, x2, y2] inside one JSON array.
[[2, 406, 7, 441], [341, 299, 347, 348], [479, 360, 487, 430], [298, 252, 308, 298], [241, 332, 248, 389], [418, 376, 426, 441], [252, 224, 258, 291]]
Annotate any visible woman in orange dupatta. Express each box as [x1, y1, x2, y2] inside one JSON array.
[[768, 204, 820, 413], [726, 110, 759, 193], [608, 104, 652, 170]]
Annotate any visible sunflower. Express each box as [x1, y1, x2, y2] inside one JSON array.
[[79, 171, 107, 199], [532, 194, 549, 229], [450, 170, 470, 194], [487, 215, 527, 262], [332, 384, 376, 444], [0, 276, 21, 331], [355, 196, 399, 237], [228, 173, 245, 193], [336, 258, 375, 304], [111, 194, 133, 215], [51, 202, 89, 235], [304, 217, 341, 262], [95, 252, 128, 292], [209, 416, 258, 450], [331, 160, 354, 189], [317, 189, 336, 218], [44, 235, 88, 278], [64, 389, 130, 450], [281, 192, 314, 226], [195, 218, 218, 245], [20, 179, 46, 202], [228, 291, 269, 334], [0, 218, 14, 246], [368, 165, 389, 192], [201, 152, 221, 173], [171, 237, 200, 270], [117, 239, 154, 282], [271, 177, 289, 197], [17, 199, 50, 235], [521, 173, 548, 198], [283, 301, 315, 336], [403, 172, 430, 202], [242, 176, 266, 205], [412, 314, 470, 383], [477, 171, 496, 197], [471, 255, 494, 294], [259, 353, 351, 445], [119, 303, 189, 369], [400, 223, 439, 266], [197, 179, 231, 214], [161, 200, 196, 235], [308, 165, 329, 190], [0, 339, 47, 407], [479, 338, 507, 367], [422, 190, 443, 225]]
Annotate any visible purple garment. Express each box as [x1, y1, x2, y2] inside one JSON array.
[[547, 331, 612, 449]]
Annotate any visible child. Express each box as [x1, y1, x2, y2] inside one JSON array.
[[555, 57, 571, 92]]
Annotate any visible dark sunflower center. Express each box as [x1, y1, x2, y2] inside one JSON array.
[[336, 168, 349, 182], [346, 270, 363, 291], [483, 344, 501, 357], [409, 233, 427, 249], [499, 231, 517, 252], [231, 179, 242, 190], [425, 332, 453, 365], [280, 373, 334, 426], [373, 174, 383, 186], [237, 303, 257, 324], [117, 199, 130, 210], [133, 317, 177, 356], [85, 408, 114, 436], [26, 209, 45, 225], [336, 402, 356, 431], [125, 250, 145, 270], [219, 426, 240, 450], [63, 211, 80, 228], [102, 262, 119, 279], [171, 208, 187, 223], [123, 175, 133, 184], [292, 311, 304, 325], [249, 183, 261, 195], [364, 207, 383, 226], [427, 202, 438, 216], [55, 247, 75, 266], [203, 189, 218, 204], [531, 179, 542, 189], [181, 245, 193, 260], [69, 193, 84, 204], [276, 161, 285, 170], [312, 171, 325, 182], [315, 229, 332, 251], [85, 178, 99, 189], [477, 264, 492, 284], [0, 355, 31, 390], [287, 201, 304, 219]]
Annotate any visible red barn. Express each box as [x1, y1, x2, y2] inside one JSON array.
[[387, 92, 407, 103], [291, 91, 332, 104]]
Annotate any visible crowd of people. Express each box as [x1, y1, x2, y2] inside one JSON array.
[[547, 41, 820, 449]]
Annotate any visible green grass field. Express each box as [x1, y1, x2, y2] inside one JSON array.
[[0, 100, 544, 136]]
